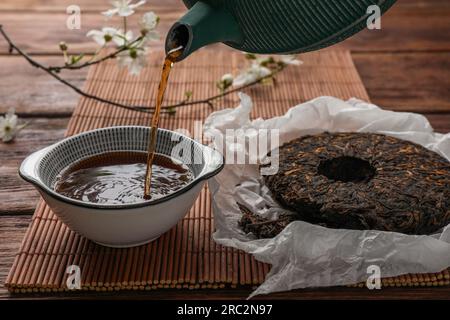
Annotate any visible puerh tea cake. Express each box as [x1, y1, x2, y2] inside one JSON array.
[[248, 132, 450, 237], [238, 203, 295, 239]]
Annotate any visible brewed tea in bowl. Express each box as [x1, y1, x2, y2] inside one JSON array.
[[19, 126, 224, 247]]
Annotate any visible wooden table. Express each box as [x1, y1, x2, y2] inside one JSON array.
[[0, 0, 449, 300]]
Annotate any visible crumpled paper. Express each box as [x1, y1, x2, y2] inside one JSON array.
[[203, 93, 450, 298]]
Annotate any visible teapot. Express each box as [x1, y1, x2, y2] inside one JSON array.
[[166, 0, 397, 61]]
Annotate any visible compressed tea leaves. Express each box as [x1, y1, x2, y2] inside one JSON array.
[[238, 203, 295, 239], [243, 132, 450, 237]]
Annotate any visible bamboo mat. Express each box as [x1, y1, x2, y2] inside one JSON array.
[[6, 50, 450, 293]]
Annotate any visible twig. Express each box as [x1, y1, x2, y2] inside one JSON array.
[[48, 41, 137, 72], [0, 24, 286, 114], [0, 25, 153, 113]]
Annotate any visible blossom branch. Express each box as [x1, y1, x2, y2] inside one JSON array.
[[0, 24, 153, 113], [0, 23, 299, 115], [48, 37, 143, 72]]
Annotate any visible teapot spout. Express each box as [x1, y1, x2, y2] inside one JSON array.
[[165, 1, 243, 61]]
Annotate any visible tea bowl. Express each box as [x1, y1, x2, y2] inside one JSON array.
[[19, 126, 224, 248]]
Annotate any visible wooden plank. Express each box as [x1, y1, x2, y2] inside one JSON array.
[[397, 0, 450, 7], [0, 118, 68, 215], [0, 10, 184, 54], [0, 56, 86, 116], [1, 51, 449, 117], [353, 52, 450, 113], [0, 0, 448, 12], [0, 0, 183, 12], [1, 1, 450, 54], [0, 215, 31, 298], [339, 4, 450, 52], [426, 114, 450, 133]]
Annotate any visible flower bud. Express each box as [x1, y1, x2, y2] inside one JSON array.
[[59, 41, 68, 51], [220, 73, 234, 86], [140, 28, 148, 36], [217, 73, 234, 92], [129, 49, 138, 59]]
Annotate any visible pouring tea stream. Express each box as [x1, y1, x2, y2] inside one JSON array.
[[144, 46, 183, 199]]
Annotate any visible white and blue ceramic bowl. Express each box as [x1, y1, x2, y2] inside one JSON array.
[[19, 126, 223, 248]]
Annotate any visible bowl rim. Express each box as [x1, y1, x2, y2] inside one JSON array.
[[19, 125, 224, 210]]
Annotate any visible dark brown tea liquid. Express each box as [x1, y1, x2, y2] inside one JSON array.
[[144, 47, 183, 199], [54, 47, 186, 204], [54, 152, 192, 205]]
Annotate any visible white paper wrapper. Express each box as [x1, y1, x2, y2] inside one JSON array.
[[203, 93, 450, 298]]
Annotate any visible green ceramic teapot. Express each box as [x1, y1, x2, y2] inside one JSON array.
[[166, 0, 397, 61]]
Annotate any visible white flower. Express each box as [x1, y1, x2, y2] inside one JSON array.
[[113, 29, 134, 46], [217, 73, 234, 91], [118, 48, 147, 75], [233, 63, 272, 87], [0, 108, 26, 143], [86, 27, 119, 46], [102, 0, 146, 18], [221, 73, 234, 85], [139, 12, 160, 41], [279, 55, 302, 66], [140, 12, 159, 30]]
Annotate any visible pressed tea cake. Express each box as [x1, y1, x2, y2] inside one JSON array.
[[241, 132, 450, 238]]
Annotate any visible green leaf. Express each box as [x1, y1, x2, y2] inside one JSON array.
[[261, 77, 274, 86], [216, 79, 232, 93], [167, 107, 176, 116], [244, 53, 257, 60], [69, 53, 85, 65], [216, 81, 225, 93]]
